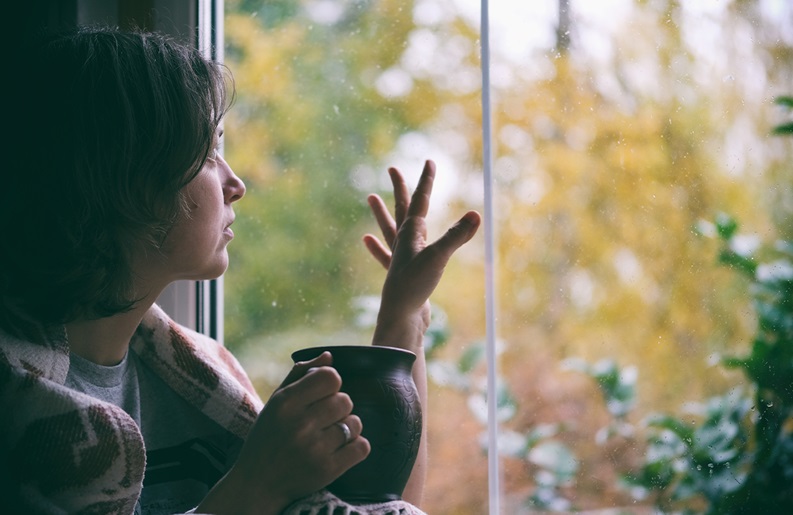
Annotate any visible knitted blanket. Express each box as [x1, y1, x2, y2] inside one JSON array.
[[283, 490, 428, 515], [0, 304, 263, 514]]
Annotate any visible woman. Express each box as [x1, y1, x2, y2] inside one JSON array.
[[0, 27, 480, 514]]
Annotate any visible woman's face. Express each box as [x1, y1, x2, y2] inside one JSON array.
[[152, 139, 246, 283]]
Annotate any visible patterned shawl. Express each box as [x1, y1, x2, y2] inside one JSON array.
[[0, 304, 263, 515]]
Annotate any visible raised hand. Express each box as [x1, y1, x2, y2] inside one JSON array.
[[363, 159, 481, 351], [362, 159, 480, 506], [198, 352, 370, 515]]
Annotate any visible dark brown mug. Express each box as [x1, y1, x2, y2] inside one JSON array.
[[291, 345, 422, 504]]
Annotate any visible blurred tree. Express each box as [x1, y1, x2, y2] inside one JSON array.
[[414, 0, 792, 411], [223, 0, 443, 348]]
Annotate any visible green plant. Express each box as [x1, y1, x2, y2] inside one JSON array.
[[609, 97, 793, 513], [617, 214, 793, 513], [424, 217, 792, 512], [772, 96, 793, 135]]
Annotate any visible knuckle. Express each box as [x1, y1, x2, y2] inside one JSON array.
[[322, 367, 343, 389], [306, 366, 342, 389], [337, 392, 353, 412], [354, 438, 372, 460]]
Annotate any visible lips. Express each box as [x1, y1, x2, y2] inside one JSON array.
[[223, 218, 235, 238]]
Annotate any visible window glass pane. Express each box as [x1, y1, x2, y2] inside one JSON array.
[[223, 0, 792, 512], [223, 0, 491, 508], [486, 0, 792, 512]]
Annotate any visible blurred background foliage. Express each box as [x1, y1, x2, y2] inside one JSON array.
[[222, 0, 792, 512]]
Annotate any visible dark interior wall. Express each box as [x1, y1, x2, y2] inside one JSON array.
[[7, 0, 77, 45], [6, 0, 195, 45]]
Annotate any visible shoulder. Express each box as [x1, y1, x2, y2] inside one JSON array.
[[133, 304, 256, 393], [0, 328, 144, 514], [0, 323, 70, 384], [131, 304, 263, 436]]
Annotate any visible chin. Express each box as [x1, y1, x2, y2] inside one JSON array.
[[204, 260, 230, 280], [181, 255, 230, 281]]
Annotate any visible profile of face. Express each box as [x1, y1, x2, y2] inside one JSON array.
[[153, 138, 246, 284]]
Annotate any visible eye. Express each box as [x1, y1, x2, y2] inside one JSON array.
[[208, 131, 223, 161], [206, 129, 224, 162], [207, 143, 221, 162]]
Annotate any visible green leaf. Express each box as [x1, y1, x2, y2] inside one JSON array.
[[715, 212, 739, 240], [719, 249, 757, 276], [647, 414, 695, 442], [625, 459, 676, 490], [772, 123, 793, 135], [773, 96, 793, 108], [528, 441, 579, 483], [524, 423, 561, 450], [497, 381, 517, 411], [458, 343, 485, 373], [773, 97, 793, 135], [423, 308, 450, 358]]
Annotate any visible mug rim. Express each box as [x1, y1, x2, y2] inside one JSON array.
[[291, 344, 417, 363]]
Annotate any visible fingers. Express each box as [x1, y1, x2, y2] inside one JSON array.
[[362, 234, 392, 269], [404, 159, 434, 219], [363, 160, 434, 258], [327, 415, 363, 449], [283, 365, 343, 408], [364, 158, 480, 274], [331, 415, 370, 471], [274, 356, 349, 430], [384, 159, 435, 227], [305, 379, 354, 428], [277, 351, 333, 390], [388, 167, 411, 227], [333, 430, 371, 476], [429, 210, 481, 257], [367, 193, 397, 249]]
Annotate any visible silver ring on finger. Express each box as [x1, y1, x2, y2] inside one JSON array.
[[336, 421, 352, 446]]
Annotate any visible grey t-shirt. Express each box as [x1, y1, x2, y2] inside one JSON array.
[[65, 349, 243, 514]]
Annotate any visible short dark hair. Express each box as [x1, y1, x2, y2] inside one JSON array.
[[1, 27, 233, 337]]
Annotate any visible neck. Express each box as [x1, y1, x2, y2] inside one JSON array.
[[65, 295, 159, 366]]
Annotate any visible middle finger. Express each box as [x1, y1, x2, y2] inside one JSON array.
[[388, 166, 411, 227], [405, 160, 435, 219]]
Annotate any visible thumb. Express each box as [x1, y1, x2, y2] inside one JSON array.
[[278, 351, 333, 390], [430, 211, 481, 256]]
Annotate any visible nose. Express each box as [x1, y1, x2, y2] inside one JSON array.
[[219, 155, 246, 203]]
